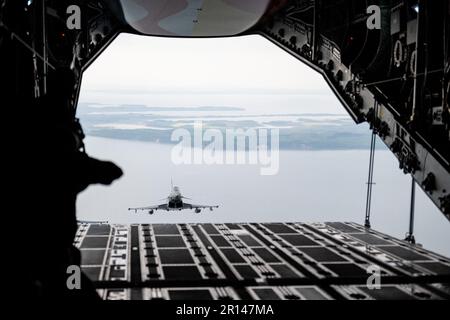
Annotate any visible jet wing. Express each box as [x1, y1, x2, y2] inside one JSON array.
[[128, 204, 168, 212], [183, 203, 219, 210]]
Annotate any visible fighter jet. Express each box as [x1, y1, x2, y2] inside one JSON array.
[[128, 182, 219, 215]]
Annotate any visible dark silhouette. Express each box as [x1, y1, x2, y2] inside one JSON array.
[[1, 0, 122, 299]]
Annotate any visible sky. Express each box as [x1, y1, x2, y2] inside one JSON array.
[[82, 33, 332, 95]]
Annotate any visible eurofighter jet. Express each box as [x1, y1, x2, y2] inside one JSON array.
[[128, 182, 219, 215]]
